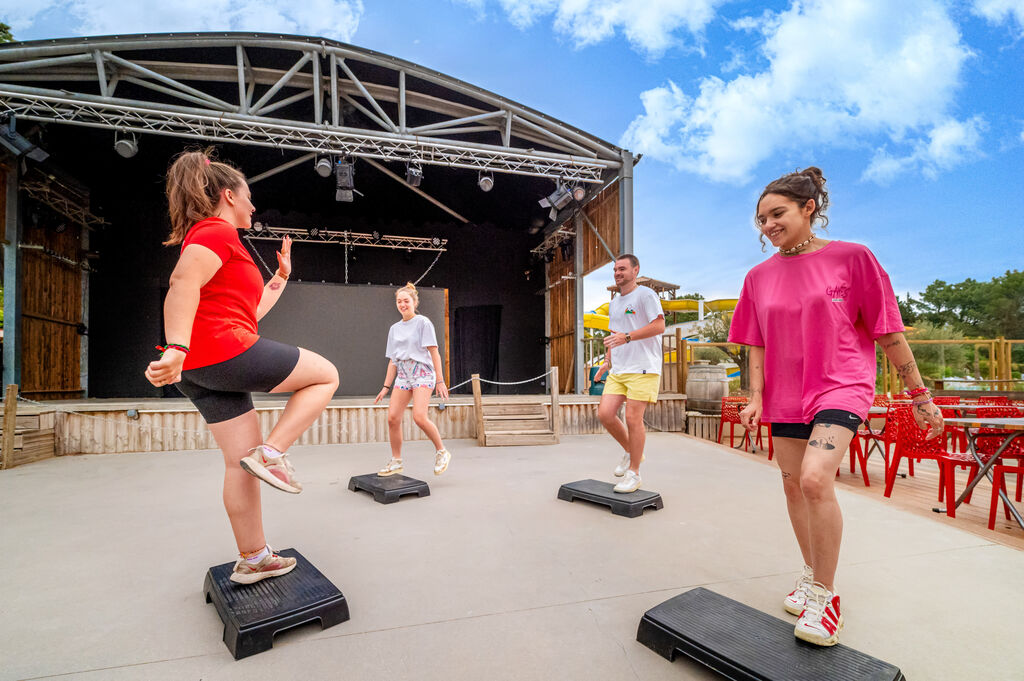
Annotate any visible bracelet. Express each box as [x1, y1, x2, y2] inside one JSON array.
[[904, 387, 929, 398], [383, 385, 391, 390], [156, 343, 189, 358], [274, 270, 289, 280], [912, 398, 933, 406]]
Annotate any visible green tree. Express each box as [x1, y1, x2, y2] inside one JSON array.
[[0, 24, 13, 43], [912, 270, 1023, 338]]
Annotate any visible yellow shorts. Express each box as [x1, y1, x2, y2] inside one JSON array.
[[603, 373, 660, 404]]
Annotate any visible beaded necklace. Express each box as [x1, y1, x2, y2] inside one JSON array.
[[779, 235, 815, 255]]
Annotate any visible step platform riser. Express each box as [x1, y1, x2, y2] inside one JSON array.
[[636, 588, 905, 681], [203, 548, 349, 660], [348, 473, 430, 504], [557, 478, 663, 518]]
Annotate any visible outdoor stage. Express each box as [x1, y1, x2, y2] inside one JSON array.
[[2, 432, 1021, 680]]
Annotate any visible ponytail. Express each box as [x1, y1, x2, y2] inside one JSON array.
[[164, 147, 246, 245]]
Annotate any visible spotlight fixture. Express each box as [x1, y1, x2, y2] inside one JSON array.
[[430, 236, 442, 247], [371, 230, 382, 243], [405, 162, 423, 187], [54, 222, 67, 234], [251, 221, 265, 233], [571, 184, 586, 202], [307, 226, 321, 238], [538, 182, 572, 220], [0, 119, 48, 162], [560, 240, 573, 261], [477, 170, 494, 192], [314, 156, 333, 177], [335, 157, 355, 202], [543, 251, 554, 263], [113, 131, 138, 159]]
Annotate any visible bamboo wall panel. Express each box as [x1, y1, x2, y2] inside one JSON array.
[[52, 397, 687, 455], [582, 182, 620, 275], [21, 220, 83, 399], [548, 239, 576, 393]]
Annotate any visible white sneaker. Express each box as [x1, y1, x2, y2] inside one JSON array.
[[613, 469, 641, 493], [613, 452, 645, 477], [794, 582, 843, 647], [433, 448, 451, 475], [377, 458, 403, 477], [784, 565, 814, 616]]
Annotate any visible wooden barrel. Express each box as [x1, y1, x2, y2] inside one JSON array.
[[685, 361, 730, 414]]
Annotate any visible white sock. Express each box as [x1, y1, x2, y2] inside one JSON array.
[[244, 545, 270, 564], [261, 444, 284, 459]]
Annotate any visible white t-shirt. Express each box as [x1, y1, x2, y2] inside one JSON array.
[[385, 315, 438, 366], [608, 285, 664, 375]]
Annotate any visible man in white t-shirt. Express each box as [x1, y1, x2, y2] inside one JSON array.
[[594, 254, 666, 492]]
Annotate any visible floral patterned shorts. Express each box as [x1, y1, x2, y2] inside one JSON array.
[[394, 359, 436, 391]]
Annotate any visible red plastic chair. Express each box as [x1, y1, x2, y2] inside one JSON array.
[[858, 403, 898, 476], [884, 405, 979, 511], [934, 396, 965, 452], [717, 397, 747, 448], [989, 459, 1024, 529], [977, 396, 1011, 405]]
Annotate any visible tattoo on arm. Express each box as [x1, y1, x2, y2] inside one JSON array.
[[269, 282, 282, 291], [781, 471, 792, 479], [896, 360, 916, 377], [883, 338, 902, 348]]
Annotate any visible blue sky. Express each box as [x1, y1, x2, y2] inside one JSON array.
[[7, 0, 1023, 310]]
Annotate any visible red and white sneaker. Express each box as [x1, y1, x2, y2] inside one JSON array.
[[794, 582, 843, 646], [784, 565, 814, 616], [240, 446, 302, 494]]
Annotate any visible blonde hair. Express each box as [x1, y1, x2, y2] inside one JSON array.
[[164, 147, 247, 246], [396, 282, 419, 309]]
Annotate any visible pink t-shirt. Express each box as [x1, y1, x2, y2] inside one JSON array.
[[727, 241, 904, 423]]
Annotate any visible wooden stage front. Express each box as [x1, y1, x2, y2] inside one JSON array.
[[13, 393, 688, 456]]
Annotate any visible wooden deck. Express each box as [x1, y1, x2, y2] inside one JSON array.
[[709, 436, 1024, 552]]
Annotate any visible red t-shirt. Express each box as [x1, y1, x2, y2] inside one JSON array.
[[180, 217, 263, 370]]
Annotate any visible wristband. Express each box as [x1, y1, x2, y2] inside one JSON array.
[[274, 270, 289, 280], [912, 398, 933, 406], [156, 343, 190, 358], [383, 385, 392, 390], [904, 387, 929, 398]]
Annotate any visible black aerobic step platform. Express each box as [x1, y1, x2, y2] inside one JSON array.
[[637, 588, 906, 681], [557, 478, 663, 518], [203, 548, 349, 660], [348, 473, 430, 504]]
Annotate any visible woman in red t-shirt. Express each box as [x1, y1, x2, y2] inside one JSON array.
[[145, 149, 339, 584], [729, 167, 943, 647]]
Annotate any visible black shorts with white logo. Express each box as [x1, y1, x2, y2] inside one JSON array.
[[770, 409, 863, 440]]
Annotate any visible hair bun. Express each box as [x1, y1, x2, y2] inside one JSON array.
[[404, 281, 417, 291]]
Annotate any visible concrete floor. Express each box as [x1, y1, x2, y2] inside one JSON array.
[[2, 433, 1022, 681]]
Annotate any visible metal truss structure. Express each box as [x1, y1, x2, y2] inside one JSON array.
[[248, 223, 447, 251], [0, 34, 625, 183], [530, 227, 575, 257], [21, 178, 108, 229]]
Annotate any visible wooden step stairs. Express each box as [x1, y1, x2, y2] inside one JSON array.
[[1, 386, 57, 469], [471, 368, 560, 446]]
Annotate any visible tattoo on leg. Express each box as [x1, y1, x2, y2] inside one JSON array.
[[781, 471, 792, 479], [808, 436, 837, 451]]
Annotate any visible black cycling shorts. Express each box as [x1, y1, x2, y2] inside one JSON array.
[[770, 409, 863, 439], [176, 337, 301, 424]]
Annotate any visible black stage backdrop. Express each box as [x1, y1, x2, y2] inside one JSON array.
[[258, 283, 447, 396]]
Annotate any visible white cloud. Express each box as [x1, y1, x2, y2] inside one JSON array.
[[971, 0, 1024, 33], [621, 0, 979, 183], [7, 0, 363, 43], [460, 0, 727, 56], [862, 116, 985, 183]]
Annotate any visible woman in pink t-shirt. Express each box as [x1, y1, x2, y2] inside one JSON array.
[[728, 167, 943, 647]]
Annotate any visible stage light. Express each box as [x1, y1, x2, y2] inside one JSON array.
[[430, 236, 442, 247], [543, 251, 554, 263], [307, 226, 321, 238], [478, 171, 494, 192], [406, 162, 423, 187], [113, 131, 138, 158], [251, 221, 265, 233], [371, 230, 382, 243], [314, 156, 333, 177], [54, 222, 67, 234], [560, 240, 573, 261], [571, 184, 586, 202], [335, 158, 355, 202], [0, 120, 48, 162], [539, 182, 572, 220]]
